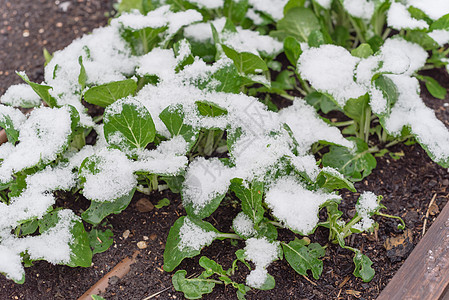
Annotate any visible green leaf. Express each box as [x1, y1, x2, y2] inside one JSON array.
[[38, 209, 61, 234], [88, 228, 114, 255], [270, 7, 320, 42], [16, 72, 57, 107], [163, 217, 218, 272], [121, 26, 167, 55], [199, 256, 226, 275], [172, 270, 215, 299], [343, 94, 370, 123], [67, 219, 93, 268], [81, 188, 136, 225], [8, 173, 27, 198], [284, 0, 306, 13], [353, 252, 375, 282], [372, 75, 398, 120], [351, 43, 373, 58], [91, 295, 106, 300], [271, 70, 296, 91], [305, 91, 339, 113], [430, 13, 449, 30], [0, 115, 20, 145], [405, 30, 437, 50], [257, 220, 278, 241], [418, 75, 447, 100], [332, 25, 350, 47], [15, 219, 38, 237], [224, 0, 249, 23], [159, 104, 199, 149], [308, 29, 325, 47], [43, 48, 53, 66], [155, 198, 170, 209], [222, 45, 268, 75], [258, 274, 276, 290], [174, 39, 195, 72], [230, 178, 264, 225], [284, 37, 302, 66], [78, 56, 87, 91], [282, 238, 325, 279], [322, 137, 377, 182], [104, 99, 156, 151], [83, 79, 137, 108], [196, 101, 228, 117], [183, 193, 226, 220], [316, 168, 356, 192], [161, 175, 184, 193]]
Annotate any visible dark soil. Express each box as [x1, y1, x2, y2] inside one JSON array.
[[1, 1, 449, 300]]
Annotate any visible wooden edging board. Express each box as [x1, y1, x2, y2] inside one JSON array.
[[378, 200, 449, 300]]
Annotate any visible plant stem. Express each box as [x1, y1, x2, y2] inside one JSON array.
[[137, 185, 151, 195], [377, 212, 406, 229], [331, 120, 354, 127], [218, 233, 243, 240]]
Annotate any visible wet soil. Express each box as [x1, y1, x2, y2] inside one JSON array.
[[1, 1, 449, 300]]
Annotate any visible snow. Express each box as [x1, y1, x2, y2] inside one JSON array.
[[248, 0, 289, 21], [315, 0, 332, 9], [387, 2, 429, 30], [137, 48, 177, 78], [133, 136, 188, 175], [378, 38, 428, 76], [298, 45, 366, 107], [429, 30, 449, 46], [80, 148, 137, 202], [279, 99, 353, 154], [265, 176, 341, 234], [0, 209, 79, 281], [182, 157, 234, 210], [407, 0, 449, 20], [233, 212, 256, 238], [0, 165, 76, 229], [178, 217, 217, 251], [183, 18, 226, 42], [246, 9, 264, 25], [0, 84, 41, 108], [113, 6, 202, 36], [244, 237, 280, 288], [0, 105, 26, 131], [0, 245, 23, 282], [0, 106, 73, 183], [352, 191, 378, 231], [343, 0, 375, 20], [382, 75, 449, 163], [221, 28, 283, 57], [187, 0, 223, 9]]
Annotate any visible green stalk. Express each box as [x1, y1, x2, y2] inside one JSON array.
[[217, 233, 243, 240], [204, 130, 215, 156], [363, 106, 371, 143]]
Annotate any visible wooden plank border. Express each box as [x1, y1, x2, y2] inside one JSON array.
[[378, 200, 449, 300]]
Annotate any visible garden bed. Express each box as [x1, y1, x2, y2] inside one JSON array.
[[1, 1, 449, 299]]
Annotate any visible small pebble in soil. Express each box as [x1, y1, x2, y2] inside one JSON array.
[[122, 230, 130, 239], [137, 241, 147, 249], [150, 234, 157, 241], [136, 198, 154, 213], [109, 276, 120, 286]]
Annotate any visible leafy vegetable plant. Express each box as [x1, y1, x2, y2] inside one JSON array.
[[0, 0, 447, 299]]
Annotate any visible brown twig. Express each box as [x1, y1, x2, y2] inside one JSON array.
[[77, 250, 140, 300], [422, 193, 437, 237]]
